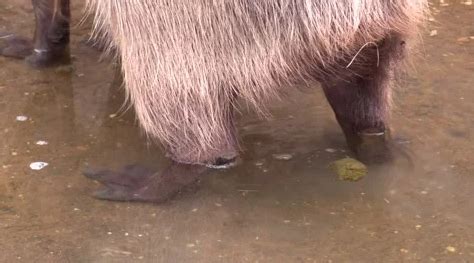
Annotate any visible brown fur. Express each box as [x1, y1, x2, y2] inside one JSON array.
[[86, 0, 427, 164]]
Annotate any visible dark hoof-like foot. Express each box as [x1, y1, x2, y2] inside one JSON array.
[[25, 48, 70, 68], [83, 163, 207, 203], [0, 32, 69, 67], [347, 128, 394, 165], [0, 33, 33, 58]]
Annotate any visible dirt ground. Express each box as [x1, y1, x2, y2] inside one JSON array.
[[0, 0, 473, 262]]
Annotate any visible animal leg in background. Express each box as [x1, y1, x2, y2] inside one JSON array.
[[0, 0, 70, 67]]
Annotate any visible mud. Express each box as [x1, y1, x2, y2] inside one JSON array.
[[0, 0, 473, 262]]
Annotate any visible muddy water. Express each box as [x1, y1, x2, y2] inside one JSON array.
[[0, 0, 473, 262]]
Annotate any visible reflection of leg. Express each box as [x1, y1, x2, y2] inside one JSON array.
[[26, 0, 71, 67], [321, 33, 407, 163], [0, 0, 70, 67], [84, 107, 239, 203]]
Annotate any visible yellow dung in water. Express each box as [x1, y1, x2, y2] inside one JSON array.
[[330, 158, 368, 182]]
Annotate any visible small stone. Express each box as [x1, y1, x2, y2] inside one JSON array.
[[186, 243, 195, 248], [191, 208, 198, 212], [283, 220, 291, 224], [16, 116, 28, 122], [109, 114, 117, 118], [429, 30, 438, 37], [36, 140, 48, 145], [446, 246, 456, 253], [415, 225, 422, 230], [272, 153, 293, 161], [400, 248, 409, 253], [29, 162, 48, 170], [325, 148, 337, 153]]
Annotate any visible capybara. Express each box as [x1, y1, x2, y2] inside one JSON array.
[[5, 0, 428, 202]]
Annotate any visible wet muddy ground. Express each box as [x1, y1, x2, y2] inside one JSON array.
[[1, 0, 473, 262]]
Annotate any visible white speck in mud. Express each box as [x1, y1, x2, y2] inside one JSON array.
[[421, 191, 428, 195], [191, 208, 198, 212], [109, 113, 117, 118], [446, 246, 456, 253], [186, 243, 195, 248], [325, 148, 337, 153], [36, 140, 48, 145], [73, 208, 80, 211], [272, 153, 293, 161], [283, 220, 291, 224], [400, 248, 409, 253], [16, 115, 28, 122], [29, 162, 48, 170], [215, 203, 222, 207], [415, 225, 422, 230], [124, 232, 129, 236], [429, 30, 438, 37], [107, 232, 112, 235]]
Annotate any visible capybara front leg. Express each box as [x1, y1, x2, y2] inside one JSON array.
[[321, 34, 406, 163]]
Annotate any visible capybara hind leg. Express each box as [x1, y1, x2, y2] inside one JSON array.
[[321, 34, 406, 163]]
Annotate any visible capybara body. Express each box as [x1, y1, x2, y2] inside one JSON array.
[[87, 0, 427, 165]]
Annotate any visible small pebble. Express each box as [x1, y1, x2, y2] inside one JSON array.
[[29, 162, 48, 170], [36, 140, 49, 145], [272, 153, 293, 161], [16, 116, 28, 122], [186, 243, 195, 248], [429, 30, 438, 37], [446, 246, 456, 253], [325, 148, 337, 153]]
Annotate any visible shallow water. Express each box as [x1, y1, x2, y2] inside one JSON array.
[[0, 0, 473, 262]]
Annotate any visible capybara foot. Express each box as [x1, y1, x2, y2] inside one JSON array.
[[25, 47, 70, 68], [83, 163, 207, 203], [0, 33, 33, 58], [347, 128, 394, 165]]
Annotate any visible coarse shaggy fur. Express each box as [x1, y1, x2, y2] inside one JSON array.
[[86, 0, 427, 164]]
